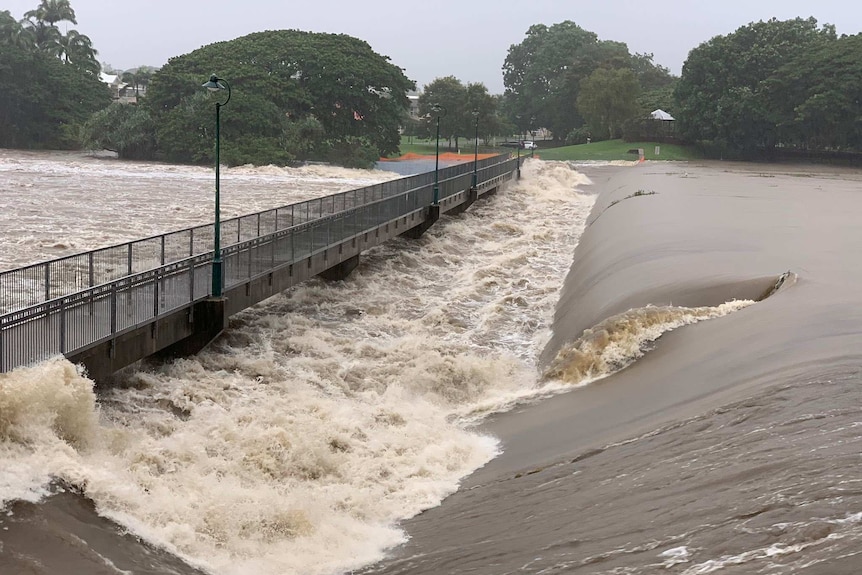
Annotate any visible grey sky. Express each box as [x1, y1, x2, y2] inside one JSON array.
[[6, 0, 861, 93]]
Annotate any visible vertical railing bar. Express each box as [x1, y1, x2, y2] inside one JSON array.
[[248, 242, 253, 281], [127, 244, 133, 275], [59, 298, 66, 354], [161, 235, 166, 266], [44, 263, 50, 302], [88, 252, 94, 288], [110, 283, 117, 336], [189, 259, 195, 302], [154, 269, 160, 318]]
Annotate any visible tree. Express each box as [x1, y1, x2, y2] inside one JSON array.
[[24, 0, 77, 27], [630, 53, 675, 92], [121, 66, 156, 97], [0, 10, 31, 49], [674, 17, 836, 154], [464, 82, 499, 143], [577, 68, 640, 140], [58, 29, 98, 74], [0, 44, 110, 149], [765, 33, 862, 151], [418, 76, 467, 149], [0, 2, 108, 150], [502, 21, 631, 141], [80, 101, 156, 159], [145, 30, 414, 167], [18, 0, 100, 75]]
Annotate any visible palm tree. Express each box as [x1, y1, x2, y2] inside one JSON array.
[[122, 67, 155, 97], [22, 0, 77, 53], [59, 28, 99, 74], [20, 16, 61, 52], [0, 10, 30, 48], [24, 0, 77, 27]]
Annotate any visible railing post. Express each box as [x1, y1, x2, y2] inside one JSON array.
[[248, 241, 253, 280], [161, 235, 166, 266], [0, 319, 5, 372], [44, 263, 50, 302], [189, 228, 195, 256], [189, 259, 195, 301], [127, 243, 133, 275], [153, 269, 160, 318], [88, 252, 94, 288], [110, 283, 117, 336], [59, 298, 66, 354]]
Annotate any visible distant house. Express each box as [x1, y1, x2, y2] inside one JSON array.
[[407, 93, 420, 120], [100, 72, 136, 103]]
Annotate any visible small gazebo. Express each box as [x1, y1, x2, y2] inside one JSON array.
[[649, 109, 675, 121]]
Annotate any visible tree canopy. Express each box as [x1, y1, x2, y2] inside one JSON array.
[[502, 21, 674, 142], [577, 68, 640, 140], [144, 30, 415, 167], [674, 17, 838, 154], [0, 3, 109, 149]]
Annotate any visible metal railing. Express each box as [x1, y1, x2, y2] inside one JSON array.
[[0, 154, 511, 315], [0, 155, 519, 372]]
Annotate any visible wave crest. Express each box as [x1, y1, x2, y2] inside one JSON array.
[[543, 301, 755, 384]]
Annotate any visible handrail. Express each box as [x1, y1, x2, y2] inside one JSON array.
[[0, 154, 512, 315], [0, 155, 519, 373]]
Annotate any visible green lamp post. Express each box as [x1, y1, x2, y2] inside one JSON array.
[[201, 74, 231, 297], [431, 103, 446, 205], [515, 114, 522, 179], [471, 110, 479, 190]]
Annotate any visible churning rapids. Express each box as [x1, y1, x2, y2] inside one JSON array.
[[2, 150, 859, 575]]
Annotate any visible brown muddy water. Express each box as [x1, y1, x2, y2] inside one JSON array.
[[2, 153, 861, 574]]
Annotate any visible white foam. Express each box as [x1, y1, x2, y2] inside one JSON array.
[[0, 156, 596, 574]]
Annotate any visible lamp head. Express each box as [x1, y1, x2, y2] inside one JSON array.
[[202, 74, 226, 92]]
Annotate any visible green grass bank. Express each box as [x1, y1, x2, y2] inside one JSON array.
[[536, 140, 702, 162]]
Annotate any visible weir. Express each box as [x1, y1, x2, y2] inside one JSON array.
[[0, 154, 520, 380]]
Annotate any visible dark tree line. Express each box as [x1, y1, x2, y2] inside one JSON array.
[[501, 21, 676, 144], [673, 17, 861, 157], [0, 1, 108, 149]]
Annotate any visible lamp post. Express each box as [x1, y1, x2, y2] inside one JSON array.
[[471, 110, 479, 190], [431, 103, 446, 205], [515, 114, 521, 179], [201, 74, 231, 297], [530, 115, 536, 157]]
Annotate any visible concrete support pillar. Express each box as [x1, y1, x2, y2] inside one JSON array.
[[156, 297, 228, 360], [401, 204, 441, 240], [319, 254, 360, 281]]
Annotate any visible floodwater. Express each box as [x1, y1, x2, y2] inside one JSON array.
[[1, 152, 860, 574], [0, 150, 400, 270]]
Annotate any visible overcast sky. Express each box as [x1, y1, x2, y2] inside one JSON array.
[[5, 0, 861, 93]]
